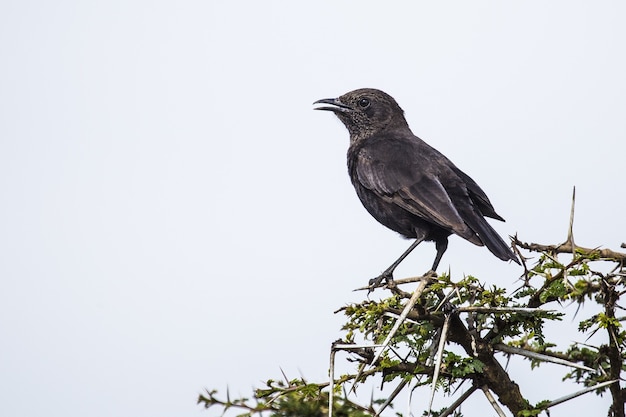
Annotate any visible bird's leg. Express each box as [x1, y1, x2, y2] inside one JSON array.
[[369, 235, 426, 289], [430, 238, 449, 272]]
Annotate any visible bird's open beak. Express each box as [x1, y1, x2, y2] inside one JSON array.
[[313, 98, 353, 113]]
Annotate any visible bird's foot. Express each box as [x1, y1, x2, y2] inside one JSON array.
[[368, 270, 394, 291], [441, 301, 457, 315], [424, 269, 438, 279]]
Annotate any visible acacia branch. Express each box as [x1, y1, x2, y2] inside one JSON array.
[[602, 279, 625, 417], [513, 237, 626, 262], [447, 315, 528, 414]]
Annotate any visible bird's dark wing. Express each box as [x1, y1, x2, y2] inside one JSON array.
[[449, 165, 505, 221], [354, 135, 480, 243]]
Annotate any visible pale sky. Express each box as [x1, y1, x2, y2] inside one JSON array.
[[1, 2, 625, 416]]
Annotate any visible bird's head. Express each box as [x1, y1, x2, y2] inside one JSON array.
[[314, 88, 408, 142]]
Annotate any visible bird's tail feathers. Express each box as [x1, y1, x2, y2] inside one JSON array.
[[462, 209, 519, 264]]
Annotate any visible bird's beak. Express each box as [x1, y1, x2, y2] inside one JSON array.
[[313, 98, 353, 113]]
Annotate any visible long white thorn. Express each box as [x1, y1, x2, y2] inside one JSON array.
[[427, 313, 451, 413], [370, 279, 429, 366], [546, 379, 618, 409], [494, 343, 596, 372], [328, 346, 336, 417], [481, 386, 507, 417]]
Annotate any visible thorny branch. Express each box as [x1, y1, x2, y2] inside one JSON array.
[[513, 237, 626, 263], [201, 236, 626, 417]]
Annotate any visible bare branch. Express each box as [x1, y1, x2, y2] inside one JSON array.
[[513, 237, 626, 262]]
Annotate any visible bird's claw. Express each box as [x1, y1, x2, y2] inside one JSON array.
[[425, 269, 438, 278], [368, 271, 394, 290], [441, 301, 457, 315]]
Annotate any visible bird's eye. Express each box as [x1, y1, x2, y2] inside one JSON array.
[[357, 98, 370, 108]]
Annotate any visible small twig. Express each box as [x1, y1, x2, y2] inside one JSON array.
[[511, 233, 533, 284]]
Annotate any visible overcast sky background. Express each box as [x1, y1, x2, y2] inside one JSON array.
[[1, 2, 625, 417]]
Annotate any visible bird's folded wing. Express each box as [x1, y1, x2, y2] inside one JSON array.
[[355, 142, 477, 240], [449, 165, 505, 221]]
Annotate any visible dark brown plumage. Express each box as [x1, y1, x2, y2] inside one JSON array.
[[314, 88, 518, 286]]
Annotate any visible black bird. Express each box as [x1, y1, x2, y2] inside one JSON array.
[[314, 88, 519, 286]]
